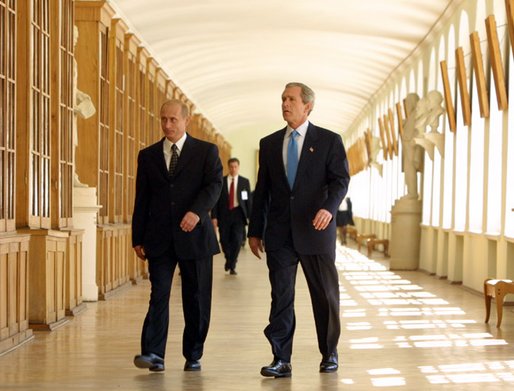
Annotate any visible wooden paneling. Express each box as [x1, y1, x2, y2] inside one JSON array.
[[0, 234, 32, 355], [470, 32, 489, 118], [64, 229, 85, 315], [455, 47, 471, 126], [388, 108, 398, 156], [19, 229, 69, 330], [96, 224, 131, 300], [485, 15, 508, 111], [440, 60, 457, 132]]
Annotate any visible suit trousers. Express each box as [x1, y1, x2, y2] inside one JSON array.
[[141, 246, 213, 360], [218, 207, 245, 270], [264, 233, 340, 362]]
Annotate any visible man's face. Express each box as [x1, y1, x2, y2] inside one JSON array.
[[228, 161, 239, 177], [281, 86, 311, 128], [161, 103, 189, 143]]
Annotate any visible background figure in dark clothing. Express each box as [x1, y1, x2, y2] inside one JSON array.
[[336, 197, 353, 245], [212, 158, 252, 275]]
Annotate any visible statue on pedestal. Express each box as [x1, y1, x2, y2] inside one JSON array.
[[414, 90, 445, 160], [73, 25, 96, 187], [401, 93, 424, 199]]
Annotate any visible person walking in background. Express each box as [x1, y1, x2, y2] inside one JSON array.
[[212, 158, 252, 275], [131, 99, 223, 372], [248, 82, 350, 377], [336, 196, 354, 245]]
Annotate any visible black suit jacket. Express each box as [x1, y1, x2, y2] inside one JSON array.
[[132, 135, 223, 259], [211, 175, 252, 225], [248, 123, 350, 255]]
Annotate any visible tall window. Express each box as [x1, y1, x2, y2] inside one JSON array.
[[138, 65, 146, 150], [126, 51, 136, 223], [0, 0, 16, 233], [30, 0, 51, 228], [468, 69, 485, 233], [98, 27, 110, 224], [59, 0, 73, 227], [113, 41, 124, 222], [506, 50, 514, 238]]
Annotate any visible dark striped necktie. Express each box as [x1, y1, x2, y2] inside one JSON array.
[[168, 144, 179, 176]]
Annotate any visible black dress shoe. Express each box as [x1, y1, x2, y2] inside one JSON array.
[[319, 352, 338, 373], [229, 269, 237, 275], [134, 353, 165, 372], [260, 359, 292, 378], [184, 360, 201, 371]]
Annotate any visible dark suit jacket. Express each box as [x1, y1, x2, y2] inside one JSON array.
[[211, 175, 252, 225], [248, 123, 350, 255], [132, 135, 223, 259]]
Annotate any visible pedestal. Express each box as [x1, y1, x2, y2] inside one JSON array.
[[390, 198, 422, 270], [73, 186, 101, 301]]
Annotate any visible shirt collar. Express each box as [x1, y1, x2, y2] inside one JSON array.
[[164, 132, 187, 152], [286, 120, 309, 138]]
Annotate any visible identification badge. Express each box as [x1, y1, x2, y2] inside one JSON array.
[[241, 190, 248, 200]]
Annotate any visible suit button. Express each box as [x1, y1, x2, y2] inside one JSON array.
[[290, 196, 295, 200], [171, 202, 175, 206], [170, 184, 174, 188]]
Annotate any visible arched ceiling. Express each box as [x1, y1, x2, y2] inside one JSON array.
[[111, 0, 458, 144]]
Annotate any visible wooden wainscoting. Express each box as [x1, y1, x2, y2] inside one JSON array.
[[96, 224, 131, 300], [20, 230, 69, 331], [64, 229, 86, 316], [0, 234, 33, 355]]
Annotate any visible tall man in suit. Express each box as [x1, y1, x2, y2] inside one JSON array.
[[212, 158, 252, 275], [248, 82, 350, 377], [132, 99, 223, 372]]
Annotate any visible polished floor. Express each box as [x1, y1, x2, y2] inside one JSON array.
[[2, 241, 514, 390]]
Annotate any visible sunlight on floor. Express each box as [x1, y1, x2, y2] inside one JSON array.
[[335, 245, 513, 387]]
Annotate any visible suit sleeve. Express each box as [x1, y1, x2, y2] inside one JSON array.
[[322, 134, 351, 216], [248, 140, 270, 238], [190, 144, 223, 222]]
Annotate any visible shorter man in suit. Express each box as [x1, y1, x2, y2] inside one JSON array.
[[132, 99, 222, 372], [212, 158, 252, 275]]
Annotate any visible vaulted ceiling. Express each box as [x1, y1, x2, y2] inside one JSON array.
[[111, 0, 459, 145]]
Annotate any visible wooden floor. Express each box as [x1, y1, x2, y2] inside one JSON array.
[[2, 242, 514, 390]]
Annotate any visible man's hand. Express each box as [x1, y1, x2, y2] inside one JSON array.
[[180, 211, 200, 232], [312, 209, 333, 231], [249, 237, 264, 259], [134, 245, 146, 261]]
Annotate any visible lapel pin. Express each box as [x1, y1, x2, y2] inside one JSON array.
[[309, 147, 314, 152]]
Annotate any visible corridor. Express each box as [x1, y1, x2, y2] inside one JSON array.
[[1, 243, 513, 390]]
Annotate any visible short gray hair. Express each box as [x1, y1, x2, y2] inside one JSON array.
[[285, 82, 315, 112], [160, 99, 189, 118]]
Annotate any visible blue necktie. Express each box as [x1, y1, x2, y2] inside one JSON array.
[[287, 130, 299, 189]]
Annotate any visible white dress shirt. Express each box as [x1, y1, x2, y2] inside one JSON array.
[[163, 133, 187, 168]]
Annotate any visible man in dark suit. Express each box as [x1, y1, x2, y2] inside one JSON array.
[[132, 99, 223, 372], [212, 158, 252, 275], [248, 82, 350, 377]]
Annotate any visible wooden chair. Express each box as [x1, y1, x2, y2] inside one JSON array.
[[484, 279, 514, 327]]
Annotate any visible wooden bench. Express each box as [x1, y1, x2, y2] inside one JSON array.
[[367, 238, 390, 258], [484, 279, 514, 327], [356, 234, 376, 252]]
